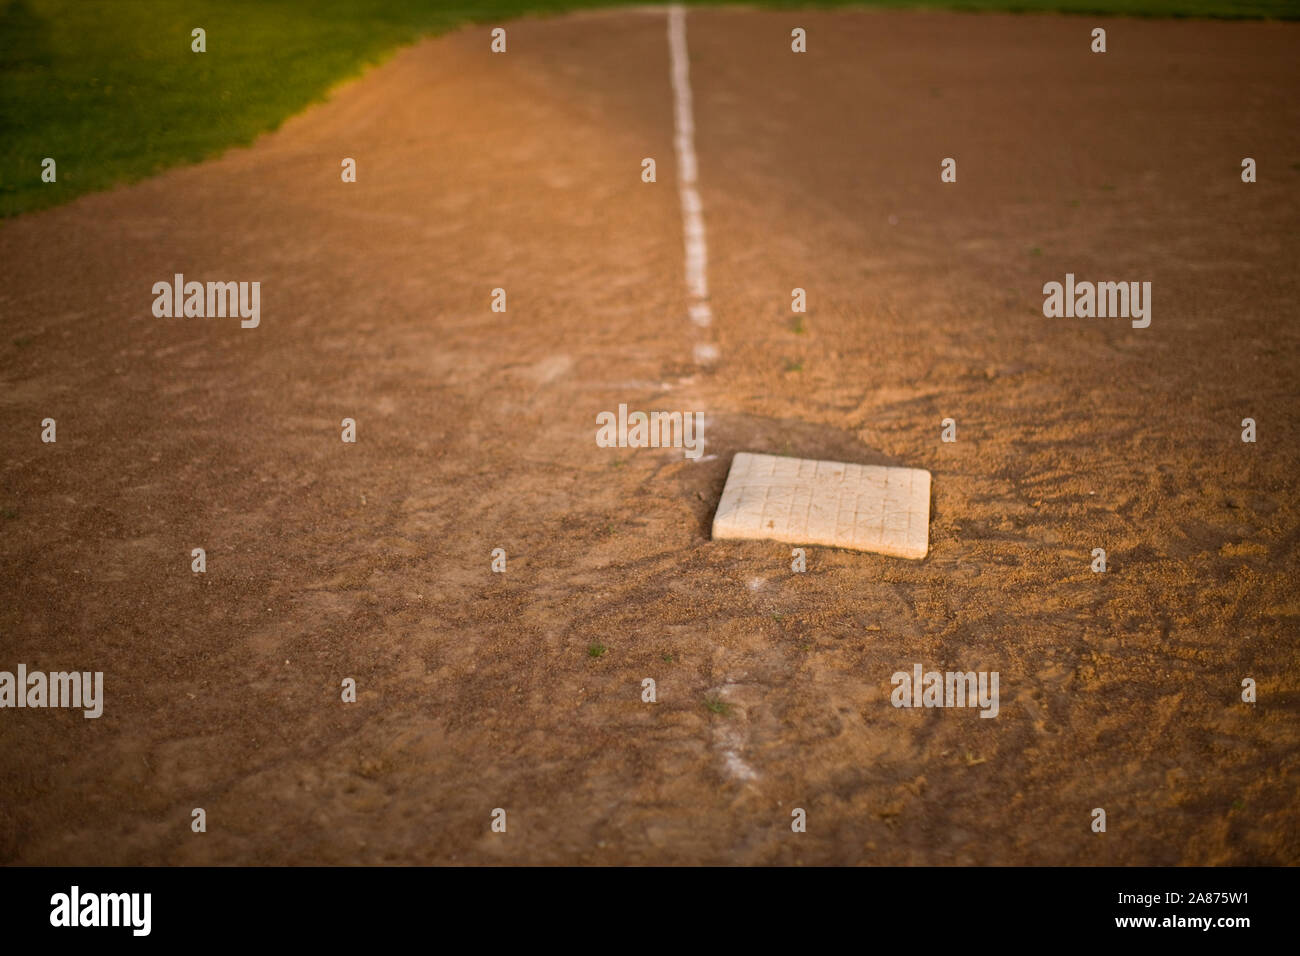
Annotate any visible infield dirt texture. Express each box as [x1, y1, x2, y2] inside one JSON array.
[[1, 6, 1298, 864]]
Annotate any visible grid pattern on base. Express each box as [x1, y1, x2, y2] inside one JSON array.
[[711, 452, 931, 559]]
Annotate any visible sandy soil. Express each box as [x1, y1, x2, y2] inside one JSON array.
[[1, 6, 1297, 865]]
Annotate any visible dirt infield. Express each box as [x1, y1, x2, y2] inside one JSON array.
[[1, 6, 1298, 865]]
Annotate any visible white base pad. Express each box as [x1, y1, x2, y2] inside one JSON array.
[[712, 452, 931, 559]]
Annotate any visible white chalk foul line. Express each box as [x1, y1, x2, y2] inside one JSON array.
[[667, 5, 717, 365]]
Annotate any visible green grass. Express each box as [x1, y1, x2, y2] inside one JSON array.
[[2, 0, 1298, 218], [587, 642, 607, 658], [703, 695, 733, 716]]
